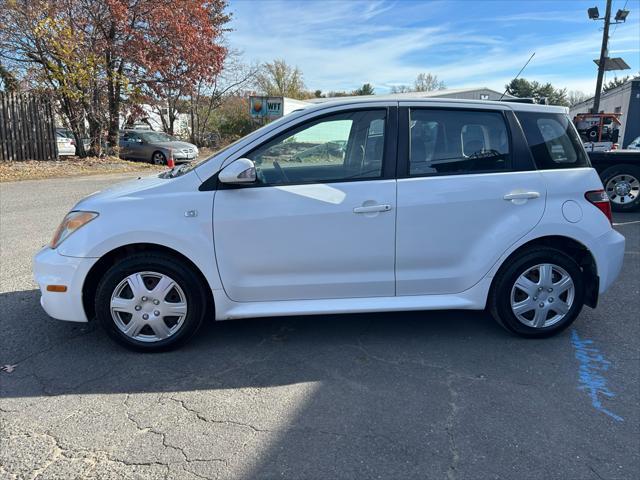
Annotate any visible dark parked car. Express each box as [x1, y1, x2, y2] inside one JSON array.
[[588, 149, 640, 211]]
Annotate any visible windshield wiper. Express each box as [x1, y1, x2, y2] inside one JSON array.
[[169, 163, 192, 178], [159, 164, 184, 179]]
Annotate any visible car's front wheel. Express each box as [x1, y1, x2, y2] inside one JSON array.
[[95, 253, 207, 351], [152, 151, 167, 165], [489, 247, 585, 337]]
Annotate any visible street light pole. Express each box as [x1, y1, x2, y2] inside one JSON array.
[[592, 0, 613, 113]]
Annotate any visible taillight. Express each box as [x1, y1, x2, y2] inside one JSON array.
[[611, 143, 618, 150], [585, 189, 612, 224]]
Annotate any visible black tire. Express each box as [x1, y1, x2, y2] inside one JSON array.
[[600, 164, 640, 212], [488, 247, 585, 338], [95, 253, 207, 351], [151, 151, 166, 165]]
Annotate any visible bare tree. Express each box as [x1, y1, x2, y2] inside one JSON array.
[[390, 85, 412, 93], [189, 52, 258, 146], [389, 73, 445, 94], [255, 59, 306, 98], [414, 73, 446, 92], [567, 90, 590, 107]]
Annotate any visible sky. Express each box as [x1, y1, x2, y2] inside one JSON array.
[[227, 0, 640, 95]]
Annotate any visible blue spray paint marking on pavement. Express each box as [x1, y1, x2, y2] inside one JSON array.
[[570, 330, 623, 422]]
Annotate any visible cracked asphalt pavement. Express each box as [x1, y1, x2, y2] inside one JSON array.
[[1, 173, 639, 479]]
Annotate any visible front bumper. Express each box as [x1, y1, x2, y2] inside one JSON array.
[[591, 228, 625, 294], [33, 246, 99, 322], [174, 152, 197, 162]]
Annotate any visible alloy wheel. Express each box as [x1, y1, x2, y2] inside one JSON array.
[[605, 173, 640, 205], [153, 152, 166, 165]]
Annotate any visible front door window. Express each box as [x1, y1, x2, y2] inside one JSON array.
[[246, 109, 386, 185]]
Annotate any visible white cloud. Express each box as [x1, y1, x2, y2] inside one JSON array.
[[228, 0, 640, 94]]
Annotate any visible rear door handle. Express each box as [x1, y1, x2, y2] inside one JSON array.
[[503, 191, 540, 201], [353, 204, 392, 214]]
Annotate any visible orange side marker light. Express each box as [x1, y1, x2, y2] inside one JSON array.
[[46, 285, 68, 292]]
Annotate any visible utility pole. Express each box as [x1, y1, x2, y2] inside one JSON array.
[[592, 0, 612, 113]]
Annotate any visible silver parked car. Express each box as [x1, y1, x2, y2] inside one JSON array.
[[119, 130, 199, 165]]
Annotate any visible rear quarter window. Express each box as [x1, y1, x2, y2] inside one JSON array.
[[516, 112, 590, 169]]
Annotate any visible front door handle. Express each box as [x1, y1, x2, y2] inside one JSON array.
[[353, 204, 392, 214], [503, 191, 540, 201]]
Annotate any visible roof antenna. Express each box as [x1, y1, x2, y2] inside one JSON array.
[[499, 52, 535, 100]]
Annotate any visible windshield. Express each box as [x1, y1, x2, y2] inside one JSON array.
[[141, 132, 177, 143]]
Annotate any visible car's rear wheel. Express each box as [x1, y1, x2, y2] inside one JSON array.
[[489, 247, 585, 337], [95, 253, 207, 351], [601, 164, 640, 212], [152, 151, 166, 165]]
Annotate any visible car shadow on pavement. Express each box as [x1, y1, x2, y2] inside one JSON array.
[[2, 288, 631, 479], [0, 288, 509, 400]]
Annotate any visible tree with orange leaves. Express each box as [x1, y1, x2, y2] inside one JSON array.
[[1, 0, 230, 154]]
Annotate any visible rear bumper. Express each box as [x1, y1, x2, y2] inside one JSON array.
[[33, 246, 98, 322], [591, 228, 625, 294]]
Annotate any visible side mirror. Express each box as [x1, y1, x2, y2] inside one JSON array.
[[219, 158, 257, 184], [136, 138, 143, 144]]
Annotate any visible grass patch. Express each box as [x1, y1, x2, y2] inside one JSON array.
[[0, 156, 166, 183]]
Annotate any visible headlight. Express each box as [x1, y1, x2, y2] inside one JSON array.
[[50, 211, 98, 249]]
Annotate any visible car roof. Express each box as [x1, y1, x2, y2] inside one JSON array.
[[296, 96, 568, 114]]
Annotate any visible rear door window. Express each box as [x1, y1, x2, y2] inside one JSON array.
[[408, 109, 511, 176], [516, 112, 589, 169]]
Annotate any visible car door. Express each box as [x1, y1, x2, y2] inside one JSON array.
[[213, 106, 398, 302], [395, 104, 546, 295], [119, 132, 131, 158], [125, 132, 145, 160]]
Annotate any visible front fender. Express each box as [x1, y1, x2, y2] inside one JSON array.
[[56, 187, 222, 292]]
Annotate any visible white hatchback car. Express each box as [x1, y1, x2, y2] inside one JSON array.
[[34, 98, 625, 351]]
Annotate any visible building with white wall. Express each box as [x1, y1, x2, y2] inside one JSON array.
[[121, 104, 191, 137]]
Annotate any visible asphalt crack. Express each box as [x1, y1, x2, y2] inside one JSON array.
[[167, 395, 397, 445]]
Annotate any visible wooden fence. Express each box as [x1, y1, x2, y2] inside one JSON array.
[[0, 92, 57, 161]]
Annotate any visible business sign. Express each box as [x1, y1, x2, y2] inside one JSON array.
[[250, 96, 283, 119]]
